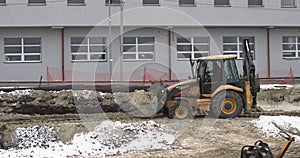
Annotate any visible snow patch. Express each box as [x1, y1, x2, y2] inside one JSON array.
[[0, 120, 175, 157], [253, 115, 300, 142], [260, 84, 294, 90], [8, 89, 32, 97]]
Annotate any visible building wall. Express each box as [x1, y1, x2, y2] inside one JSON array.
[[1, 26, 298, 82], [269, 28, 300, 78], [1, 0, 300, 27], [0, 28, 61, 81]]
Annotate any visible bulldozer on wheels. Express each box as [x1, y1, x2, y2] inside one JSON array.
[[152, 39, 260, 119]]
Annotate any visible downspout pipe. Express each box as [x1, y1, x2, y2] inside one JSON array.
[[62, 28, 65, 82], [168, 28, 172, 81], [267, 27, 272, 80]]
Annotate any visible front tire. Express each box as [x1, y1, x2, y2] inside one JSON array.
[[210, 91, 243, 118], [168, 100, 193, 119]]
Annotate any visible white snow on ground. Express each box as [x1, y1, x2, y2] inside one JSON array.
[[0, 120, 175, 158], [253, 115, 300, 143], [260, 84, 294, 90]]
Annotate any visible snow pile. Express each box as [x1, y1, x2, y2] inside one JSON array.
[[8, 89, 32, 97], [253, 115, 300, 142], [0, 120, 175, 157], [260, 84, 293, 90], [13, 126, 57, 149]]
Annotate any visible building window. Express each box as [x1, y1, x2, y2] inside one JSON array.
[[123, 37, 155, 61], [179, 0, 195, 6], [214, 0, 230, 6], [0, 0, 6, 5], [248, 0, 263, 6], [28, 0, 46, 5], [281, 0, 296, 7], [223, 36, 255, 59], [282, 36, 300, 58], [4, 38, 41, 63], [105, 0, 120, 5], [71, 37, 106, 61], [176, 37, 209, 60], [67, 0, 85, 5], [143, 0, 159, 5]]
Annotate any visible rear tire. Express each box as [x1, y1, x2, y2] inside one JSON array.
[[168, 100, 193, 119], [210, 91, 243, 118]]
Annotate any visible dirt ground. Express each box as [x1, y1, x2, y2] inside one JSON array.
[[1, 111, 300, 158], [1, 86, 300, 157]]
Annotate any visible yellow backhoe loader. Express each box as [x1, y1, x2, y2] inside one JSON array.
[[153, 39, 260, 119]]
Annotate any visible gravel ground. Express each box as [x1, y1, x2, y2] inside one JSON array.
[[0, 85, 300, 157]]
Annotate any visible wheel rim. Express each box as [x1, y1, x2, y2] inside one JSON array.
[[175, 105, 188, 119], [221, 98, 237, 115]]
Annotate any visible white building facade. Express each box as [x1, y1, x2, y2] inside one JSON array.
[[0, 0, 300, 83]]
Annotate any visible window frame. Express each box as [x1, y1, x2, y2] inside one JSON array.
[[28, 0, 46, 6], [223, 36, 255, 60], [176, 36, 210, 60], [248, 0, 263, 7], [4, 37, 42, 63], [67, 0, 85, 6], [281, 0, 296, 8], [214, 0, 230, 6], [143, 0, 160, 6], [71, 37, 107, 62], [282, 36, 300, 59], [105, 0, 121, 6], [179, 0, 196, 6], [0, 0, 6, 6], [122, 37, 155, 61]]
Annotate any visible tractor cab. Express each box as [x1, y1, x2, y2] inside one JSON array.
[[197, 55, 242, 96]]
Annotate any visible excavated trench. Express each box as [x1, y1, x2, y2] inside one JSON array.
[[0, 84, 300, 116]]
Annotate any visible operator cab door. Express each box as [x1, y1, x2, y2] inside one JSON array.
[[202, 60, 225, 95], [199, 58, 241, 97]]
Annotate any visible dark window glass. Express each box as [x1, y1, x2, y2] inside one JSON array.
[[123, 45, 136, 52], [89, 37, 105, 44], [177, 38, 191, 43], [0, 0, 6, 4], [105, 0, 120, 5], [25, 55, 40, 61], [72, 54, 88, 61], [138, 37, 154, 44], [179, 0, 194, 5], [28, 0, 46, 4], [123, 37, 136, 44], [281, 0, 295, 7], [143, 0, 159, 5], [4, 47, 22, 54], [24, 46, 41, 53], [248, 0, 262, 5], [5, 56, 21, 61], [71, 37, 87, 44], [4, 38, 21, 45], [24, 38, 41, 45], [68, 0, 84, 4], [139, 54, 154, 59], [214, 0, 229, 5]]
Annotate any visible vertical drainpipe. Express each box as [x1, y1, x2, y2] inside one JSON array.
[[168, 29, 172, 81], [62, 28, 65, 82], [267, 28, 271, 80]]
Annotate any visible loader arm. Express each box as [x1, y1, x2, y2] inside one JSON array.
[[242, 39, 260, 110]]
